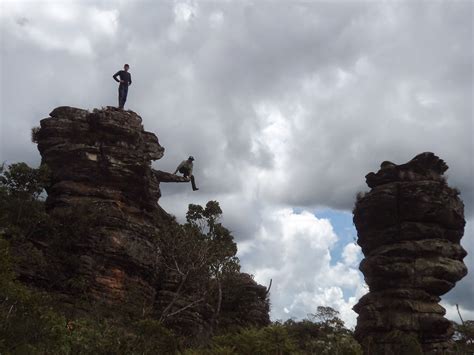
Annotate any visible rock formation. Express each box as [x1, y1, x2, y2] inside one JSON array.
[[35, 106, 190, 309], [28, 106, 270, 340], [353, 152, 468, 353]]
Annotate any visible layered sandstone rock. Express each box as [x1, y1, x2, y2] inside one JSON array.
[[353, 153, 468, 353], [35, 106, 187, 309]]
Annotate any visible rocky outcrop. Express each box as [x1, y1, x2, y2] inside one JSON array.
[[29, 106, 271, 340], [35, 106, 188, 309], [219, 273, 271, 330], [353, 153, 468, 353]]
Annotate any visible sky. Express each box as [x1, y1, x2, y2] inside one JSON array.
[[0, 0, 473, 328]]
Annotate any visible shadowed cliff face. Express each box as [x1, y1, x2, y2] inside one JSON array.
[[353, 152, 468, 354], [35, 106, 182, 308]]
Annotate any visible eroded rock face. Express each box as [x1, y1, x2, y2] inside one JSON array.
[[353, 153, 468, 353], [35, 106, 175, 308]]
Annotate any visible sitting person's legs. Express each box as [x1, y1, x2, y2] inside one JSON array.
[[190, 175, 198, 191], [178, 167, 198, 190]]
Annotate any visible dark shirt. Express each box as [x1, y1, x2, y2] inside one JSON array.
[[113, 70, 132, 86]]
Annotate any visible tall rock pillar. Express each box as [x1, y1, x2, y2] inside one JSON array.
[[353, 153, 468, 353], [35, 106, 185, 309]]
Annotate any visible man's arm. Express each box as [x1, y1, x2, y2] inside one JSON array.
[[113, 71, 121, 83], [128, 74, 132, 86]]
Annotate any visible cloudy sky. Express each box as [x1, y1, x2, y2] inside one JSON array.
[[1, 0, 472, 328]]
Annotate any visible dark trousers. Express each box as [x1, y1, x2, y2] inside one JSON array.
[[179, 167, 198, 191], [118, 84, 128, 108]]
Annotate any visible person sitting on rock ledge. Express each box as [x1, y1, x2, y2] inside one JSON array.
[[174, 156, 199, 191], [113, 64, 132, 109]]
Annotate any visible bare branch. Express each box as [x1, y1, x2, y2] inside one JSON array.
[[265, 278, 273, 296], [6, 302, 16, 320], [456, 303, 465, 326], [164, 298, 205, 319], [159, 271, 189, 322], [174, 258, 185, 276]]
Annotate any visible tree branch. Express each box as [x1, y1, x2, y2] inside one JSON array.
[[159, 272, 189, 322], [456, 303, 465, 325], [164, 297, 205, 319], [265, 278, 272, 296]]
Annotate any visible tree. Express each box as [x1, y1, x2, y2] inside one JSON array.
[[310, 306, 345, 331], [0, 162, 49, 199], [453, 320, 474, 354], [185, 201, 240, 330], [157, 222, 211, 323], [0, 163, 50, 239], [305, 307, 362, 354], [157, 201, 240, 334]]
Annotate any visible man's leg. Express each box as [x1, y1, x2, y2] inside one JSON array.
[[118, 87, 123, 108], [190, 175, 199, 191], [122, 86, 128, 108], [118, 86, 125, 108]]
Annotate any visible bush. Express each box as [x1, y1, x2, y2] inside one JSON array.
[[211, 325, 297, 355]]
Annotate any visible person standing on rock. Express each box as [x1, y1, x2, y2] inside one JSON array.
[[113, 64, 132, 109], [174, 156, 199, 191]]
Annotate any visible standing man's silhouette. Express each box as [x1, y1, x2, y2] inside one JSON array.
[[113, 64, 132, 109]]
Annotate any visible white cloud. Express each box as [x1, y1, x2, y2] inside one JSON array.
[[168, 1, 198, 42], [342, 243, 361, 267], [174, 2, 197, 23], [0, 1, 119, 56], [239, 208, 365, 328], [88, 8, 119, 37], [209, 11, 224, 28]]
